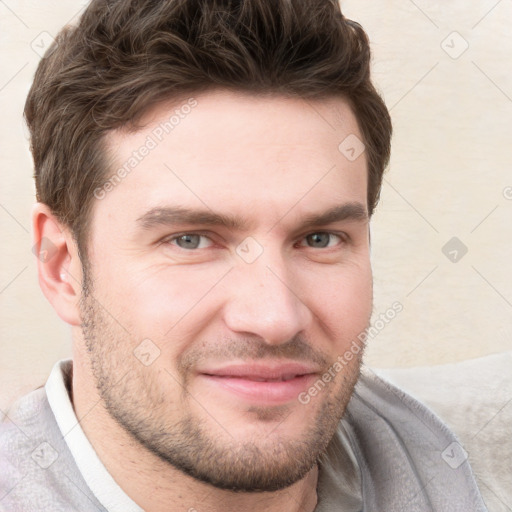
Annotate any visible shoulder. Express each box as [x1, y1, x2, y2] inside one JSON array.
[[373, 352, 512, 512], [349, 365, 454, 434], [0, 386, 104, 511], [341, 365, 488, 511], [0, 386, 49, 470], [0, 387, 58, 509]]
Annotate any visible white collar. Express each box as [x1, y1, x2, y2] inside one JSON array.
[[45, 359, 144, 512]]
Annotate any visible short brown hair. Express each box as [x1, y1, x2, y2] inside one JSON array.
[[25, 0, 392, 256]]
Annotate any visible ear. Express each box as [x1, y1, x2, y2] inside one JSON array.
[[32, 203, 83, 326]]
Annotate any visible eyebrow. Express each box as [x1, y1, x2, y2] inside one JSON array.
[[299, 202, 368, 229], [136, 206, 249, 231], [135, 202, 368, 232]]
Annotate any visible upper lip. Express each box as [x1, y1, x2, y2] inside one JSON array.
[[198, 362, 320, 381]]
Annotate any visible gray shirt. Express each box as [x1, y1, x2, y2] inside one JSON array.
[[0, 360, 487, 511]]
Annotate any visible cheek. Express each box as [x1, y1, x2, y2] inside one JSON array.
[[302, 262, 372, 338], [104, 264, 226, 339]]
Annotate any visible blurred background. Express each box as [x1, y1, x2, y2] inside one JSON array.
[[1, 0, 511, 409]]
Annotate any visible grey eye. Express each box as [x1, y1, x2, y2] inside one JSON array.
[[305, 233, 332, 248], [175, 234, 202, 249]]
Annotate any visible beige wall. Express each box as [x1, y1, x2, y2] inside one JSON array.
[[1, 1, 511, 408]]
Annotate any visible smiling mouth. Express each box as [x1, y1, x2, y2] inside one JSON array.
[[203, 373, 301, 382], [197, 362, 319, 404]]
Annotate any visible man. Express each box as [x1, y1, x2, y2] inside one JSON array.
[[0, 0, 487, 510]]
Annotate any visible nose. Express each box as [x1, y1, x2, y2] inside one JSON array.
[[223, 258, 312, 345]]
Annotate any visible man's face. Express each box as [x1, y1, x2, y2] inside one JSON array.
[[79, 90, 372, 491]]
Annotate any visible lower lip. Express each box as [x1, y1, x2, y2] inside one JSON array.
[[198, 374, 316, 405]]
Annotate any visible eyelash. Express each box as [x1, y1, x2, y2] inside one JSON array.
[[162, 231, 348, 250]]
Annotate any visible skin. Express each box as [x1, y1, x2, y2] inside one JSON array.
[[33, 90, 372, 512]]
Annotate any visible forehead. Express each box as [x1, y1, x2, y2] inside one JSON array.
[[95, 90, 368, 232]]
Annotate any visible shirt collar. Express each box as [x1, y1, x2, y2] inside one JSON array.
[[45, 358, 144, 512]]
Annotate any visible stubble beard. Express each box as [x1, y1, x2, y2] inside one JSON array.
[[78, 271, 365, 492]]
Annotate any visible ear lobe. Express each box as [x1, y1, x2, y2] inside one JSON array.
[[32, 203, 83, 326]]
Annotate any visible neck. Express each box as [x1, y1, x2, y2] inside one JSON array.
[[71, 355, 319, 512]]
